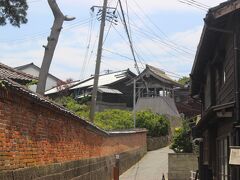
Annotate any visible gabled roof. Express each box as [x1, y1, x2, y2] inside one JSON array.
[[70, 69, 136, 90], [45, 69, 135, 95], [135, 65, 181, 87], [0, 62, 37, 83], [15, 62, 62, 82], [191, 0, 240, 96], [45, 80, 81, 95]]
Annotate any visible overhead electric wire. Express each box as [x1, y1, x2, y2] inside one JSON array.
[[110, 21, 185, 78], [0, 18, 94, 44], [126, 2, 194, 56], [103, 48, 184, 78], [103, 1, 119, 44], [128, 23, 193, 62], [80, 12, 96, 80], [178, 0, 208, 11], [184, 0, 210, 8], [118, 0, 140, 74], [130, 0, 195, 54]]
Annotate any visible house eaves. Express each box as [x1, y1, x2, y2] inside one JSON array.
[[190, 0, 240, 97], [15, 62, 63, 82]]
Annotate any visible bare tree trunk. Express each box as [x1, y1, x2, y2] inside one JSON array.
[[36, 0, 75, 95]]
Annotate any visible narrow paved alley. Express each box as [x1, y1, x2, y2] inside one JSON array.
[[120, 146, 173, 180]]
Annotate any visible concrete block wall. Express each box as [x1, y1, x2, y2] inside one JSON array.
[[147, 136, 169, 151], [168, 153, 198, 180], [0, 84, 147, 179]]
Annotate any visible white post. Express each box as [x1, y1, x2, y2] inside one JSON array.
[[133, 79, 136, 128]]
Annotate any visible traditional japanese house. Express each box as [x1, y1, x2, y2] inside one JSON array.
[[174, 83, 201, 119], [132, 65, 181, 117], [46, 69, 136, 111], [0, 62, 37, 86], [191, 1, 240, 179]]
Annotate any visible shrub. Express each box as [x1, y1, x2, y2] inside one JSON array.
[[136, 110, 169, 137], [55, 96, 90, 119], [54, 96, 170, 136], [170, 120, 193, 153], [95, 109, 133, 130]]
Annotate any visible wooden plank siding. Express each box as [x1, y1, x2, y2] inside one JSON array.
[[216, 36, 235, 105]]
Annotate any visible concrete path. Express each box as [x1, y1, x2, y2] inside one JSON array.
[[120, 146, 174, 180]]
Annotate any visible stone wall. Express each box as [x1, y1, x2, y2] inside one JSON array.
[[0, 82, 147, 179], [168, 153, 198, 180], [147, 136, 169, 151]]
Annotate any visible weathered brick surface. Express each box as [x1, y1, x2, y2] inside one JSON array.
[[0, 87, 147, 177]]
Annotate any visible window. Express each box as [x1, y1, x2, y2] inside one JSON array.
[[217, 136, 229, 180]]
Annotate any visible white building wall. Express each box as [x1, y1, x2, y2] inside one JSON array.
[[20, 67, 59, 92]]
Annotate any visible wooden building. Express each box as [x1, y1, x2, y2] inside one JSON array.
[[46, 69, 136, 111], [191, 1, 240, 179], [133, 65, 181, 117], [174, 84, 201, 119]]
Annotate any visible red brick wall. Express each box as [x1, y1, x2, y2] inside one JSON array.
[[0, 88, 146, 171]]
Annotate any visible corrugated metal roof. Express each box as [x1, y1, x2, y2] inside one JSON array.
[[98, 87, 123, 94], [45, 80, 81, 95], [70, 70, 129, 90], [0, 62, 37, 83]]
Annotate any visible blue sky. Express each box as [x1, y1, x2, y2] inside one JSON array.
[[0, 0, 224, 80]]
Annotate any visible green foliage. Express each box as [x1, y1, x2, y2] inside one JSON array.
[[54, 96, 170, 136], [95, 109, 133, 130], [0, 80, 6, 88], [55, 96, 90, 119], [170, 120, 193, 153], [136, 110, 169, 137], [26, 79, 38, 88], [0, 0, 28, 27], [177, 76, 190, 85]]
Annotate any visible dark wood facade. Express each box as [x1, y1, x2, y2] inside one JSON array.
[[191, 1, 240, 179]]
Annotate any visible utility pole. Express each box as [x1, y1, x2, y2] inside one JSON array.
[[89, 0, 108, 122], [133, 78, 136, 128], [36, 0, 75, 95]]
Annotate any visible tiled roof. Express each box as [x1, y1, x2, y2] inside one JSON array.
[[145, 65, 181, 87], [0, 63, 37, 83]]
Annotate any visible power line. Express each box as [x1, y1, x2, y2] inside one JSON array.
[[80, 12, 96, 80], [130, 0, 195, 54], [0, 18, 93, 44], [103, 48, 184, 78], [178, 0, 208, 11], [103, 1, 119, 44], [118, 0, 140, 74], [129, 24, 193, 62], [186, 0, 210, 8]]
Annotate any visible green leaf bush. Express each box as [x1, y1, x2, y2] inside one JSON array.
[[170, 121, 193, 153], [136, 110, 169, 137], [54, 96, 170, 137]]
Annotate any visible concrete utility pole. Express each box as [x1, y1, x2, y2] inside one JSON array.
[[36, 0, 75, 95], [89, 0, 108, 122], [133, 78, 136, 128]]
